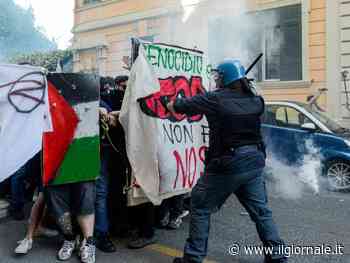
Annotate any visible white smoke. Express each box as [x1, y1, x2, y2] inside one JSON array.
[[266, 140, 322, 199], [156, 1, 324, 198], [0, 51, 5, 63], [180, 0, 200, 23], [159, 0, 281, 76]]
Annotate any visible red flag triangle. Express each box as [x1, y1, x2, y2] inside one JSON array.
[[43, 81, 79, 185]]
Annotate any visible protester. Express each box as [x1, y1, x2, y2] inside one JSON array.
[[127, 202, 157, 249], [8, 152, 42, 220], [100, 77, 115, 110], [8, 164, 27, 220], [111, 75, 128, 110], [14, 153, 58, 255], [104, 75, 131, 238], [93, 99, 117, 253], [167, 59, 287, 263], [101, 75, 157, 249], [14, 192, 58, 254], [46, 182, 96, 263], [115, 75, 128, 91]]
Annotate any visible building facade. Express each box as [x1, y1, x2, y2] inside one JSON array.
[[327, 0, 350, 125], [72, 0, 350, 126]]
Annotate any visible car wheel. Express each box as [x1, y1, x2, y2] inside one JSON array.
[[325, 159, 350, 191]]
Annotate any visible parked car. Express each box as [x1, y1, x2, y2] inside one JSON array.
[[261, 101, 350, 191]]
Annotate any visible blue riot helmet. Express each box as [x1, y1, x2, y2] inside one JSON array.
[[214, 59, 246, 88]]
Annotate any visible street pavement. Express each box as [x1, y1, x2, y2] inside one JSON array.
[[0, 181, 349, 263]]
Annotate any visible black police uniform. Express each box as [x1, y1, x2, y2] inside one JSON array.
[[173, 87, 287, 263]]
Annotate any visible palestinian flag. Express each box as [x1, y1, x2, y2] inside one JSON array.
[[43, 73, 100, 186]]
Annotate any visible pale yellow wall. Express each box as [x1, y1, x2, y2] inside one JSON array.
[[74, 49, 98, 73], [308, 0, 326, 104], [263, 87, 311, 101], [73, 0, 173, 75], [74, 0, 175, 25], [73, 0, 328, 105]]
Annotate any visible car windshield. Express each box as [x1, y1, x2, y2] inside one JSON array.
[[297, 103, 346, 133]]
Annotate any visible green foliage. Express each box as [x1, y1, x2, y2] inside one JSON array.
[[9, 50, 73, 72], [0, 0, 57, 60]]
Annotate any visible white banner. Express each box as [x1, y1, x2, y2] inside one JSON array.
[[0, 64, 51, 182], [119, 42, 211, 205]]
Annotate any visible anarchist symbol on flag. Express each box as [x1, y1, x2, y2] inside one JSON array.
[[0, 71, 46, 114], [0, 64, 52, 182]]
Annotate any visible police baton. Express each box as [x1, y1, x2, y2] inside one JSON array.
[[245, 53, 263, 75]]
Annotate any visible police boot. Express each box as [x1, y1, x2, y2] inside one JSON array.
[[264, 241, 288, 263]]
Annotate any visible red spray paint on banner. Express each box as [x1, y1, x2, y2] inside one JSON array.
[[173, 146, 208, 189], [139, 76, 206, 122]]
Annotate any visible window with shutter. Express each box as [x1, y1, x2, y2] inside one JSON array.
[[279, 4, 302, 81], [208, 4, 302, 82]]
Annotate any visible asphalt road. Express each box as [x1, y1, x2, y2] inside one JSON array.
[[0, 181, 349, 263]]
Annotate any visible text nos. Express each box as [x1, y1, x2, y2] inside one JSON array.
[[173, 146, 207, 189]]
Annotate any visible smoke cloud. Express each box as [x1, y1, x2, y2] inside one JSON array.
[[266, 140, 323, 200], [159, 0, 282, 78], [158, 0, 321, 200]]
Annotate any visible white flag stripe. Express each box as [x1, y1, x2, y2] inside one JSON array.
[[73, 101, 99, 139], [0, 64, 51, 182]]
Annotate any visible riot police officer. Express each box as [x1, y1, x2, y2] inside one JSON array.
[[166, 60, 287, 263]]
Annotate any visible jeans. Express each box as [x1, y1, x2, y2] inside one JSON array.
[[184, 145, 285, 263], [10, 164, 27, 211], [95, 150, 110, 235]]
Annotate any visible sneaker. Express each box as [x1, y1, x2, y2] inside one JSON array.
[[80, 237, 96, 263], [95, 234, 116, 253], [35, 226, 59, 238], [179, 210, 190, 219], [14, 238, 33, 254], [57, 239, 76, 261], [127, 236, 156, 249], [264, 241, 288, 263], [168, 217, 183, 230]]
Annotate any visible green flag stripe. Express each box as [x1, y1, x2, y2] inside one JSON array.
[[52, 136, 100, 185]]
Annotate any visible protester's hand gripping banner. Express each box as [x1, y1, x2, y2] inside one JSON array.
[[119, 41, 211, 205], [0, 64, 52, 183], [43, 74, 100, 186]]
